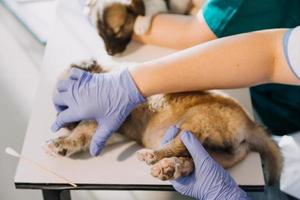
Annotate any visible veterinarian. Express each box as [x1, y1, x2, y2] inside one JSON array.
[[134, 0, 300, 137], [51, 26, 299, 200]]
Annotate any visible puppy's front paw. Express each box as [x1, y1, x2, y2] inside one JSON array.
[[41, 136, 82, 157], [42, 136, 68, 157], [151, 157, 194, 181], [136, 149, 158, 165], [134, 16, 152, 35]]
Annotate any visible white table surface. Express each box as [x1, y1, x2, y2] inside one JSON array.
[[14, 0, 265, 190]]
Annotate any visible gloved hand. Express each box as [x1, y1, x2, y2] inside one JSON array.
[[161, 126, 250, 200], [52, 68, 145, 156]]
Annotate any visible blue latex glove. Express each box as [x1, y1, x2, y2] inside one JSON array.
[[161, 126, 250, 200], [52, 68, 145, 156]]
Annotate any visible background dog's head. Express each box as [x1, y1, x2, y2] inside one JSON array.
[[96, 0, 145, 55]]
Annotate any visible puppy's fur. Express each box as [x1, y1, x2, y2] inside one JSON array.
[[44, 60, 282, 185], [85, 0, 196, 55]]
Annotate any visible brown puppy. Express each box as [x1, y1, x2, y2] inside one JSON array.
[[86, 0, 194, 55], [94, 0, 145, 55], [44, 60, 282, 185]]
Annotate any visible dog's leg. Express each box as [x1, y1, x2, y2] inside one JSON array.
[[136, 131, 190, 165], [151, 157, 194, 180], [43, 120, 127, 157], [136, 114, 209, 165], [42, 120, 97, 157]]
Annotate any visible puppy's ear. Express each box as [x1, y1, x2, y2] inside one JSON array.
[[128, 0, 145, 16]]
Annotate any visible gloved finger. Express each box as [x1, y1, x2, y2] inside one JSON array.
[[170, 176, 190, 190], [53, 92, 68, 108], [161, 125, 180, 146], [53, 92, 69, 112], [51, 109, 79, 132], [56, 79, 73, 92], [180, 131, 210, 164], [54, 104, 68, 113], [69, 68, 85, 80], [90, 126, 112, 156]]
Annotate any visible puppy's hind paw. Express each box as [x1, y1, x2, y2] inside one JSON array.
[[136, 149, 158, 165], [151, 157, 194, 181]]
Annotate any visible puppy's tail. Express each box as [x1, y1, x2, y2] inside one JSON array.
[[247, 125, 283, 185]]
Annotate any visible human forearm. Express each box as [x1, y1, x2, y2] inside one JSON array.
[[133, 13, 216, 49], [130, 29, 299, 97]]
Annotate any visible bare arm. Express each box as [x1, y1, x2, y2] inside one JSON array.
[[132, 13, 216, 49], [130, 29, 300, 97]]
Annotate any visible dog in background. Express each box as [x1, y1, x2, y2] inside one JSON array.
[[43, 60, 282, 185], [84, 0, 203, 55]]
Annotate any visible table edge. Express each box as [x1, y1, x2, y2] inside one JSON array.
[[15, 182, 265, 192]]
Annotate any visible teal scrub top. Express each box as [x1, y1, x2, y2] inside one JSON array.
[[202, 0, 300, 135]]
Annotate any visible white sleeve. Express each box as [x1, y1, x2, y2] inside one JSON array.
[[284, 26, 300, 79]]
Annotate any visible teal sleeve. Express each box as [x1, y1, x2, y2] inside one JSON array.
[[201, 0, 245, 38]]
